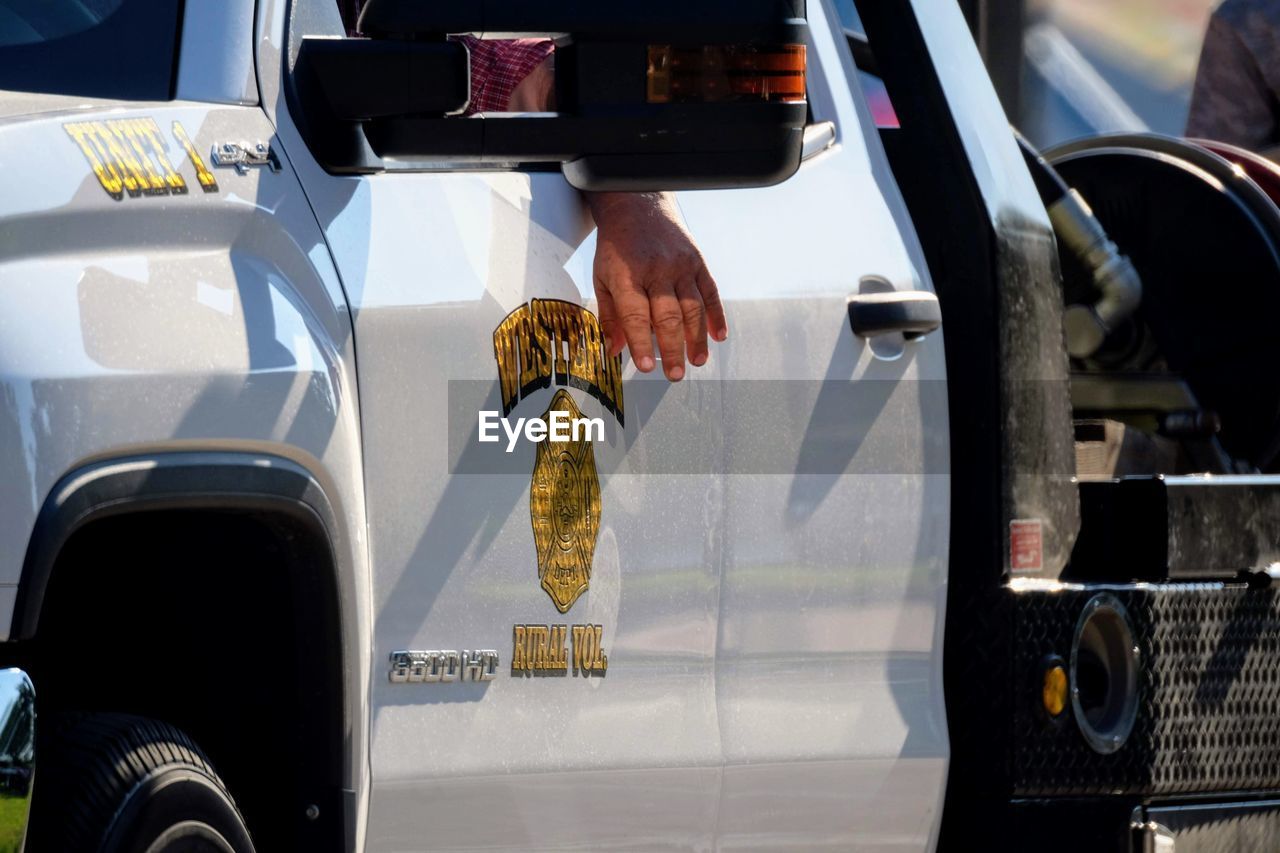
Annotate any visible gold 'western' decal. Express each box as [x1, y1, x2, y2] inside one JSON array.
[[493, 299, 624, 426], [65, 118, 218, 200]]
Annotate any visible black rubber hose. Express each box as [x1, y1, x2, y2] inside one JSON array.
[[1016, 130, 1070, 206]]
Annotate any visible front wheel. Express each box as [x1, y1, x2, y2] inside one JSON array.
[[28, 713, 254, 853]]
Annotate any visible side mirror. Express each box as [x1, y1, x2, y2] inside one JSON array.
[[293, 0, 808, 191]]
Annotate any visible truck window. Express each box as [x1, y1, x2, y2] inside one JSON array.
[[837, 0, 864, 37], [0, 0, 182, 100], [832, 0, 899, 128]]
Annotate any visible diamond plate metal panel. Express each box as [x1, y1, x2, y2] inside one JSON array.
[[1012, 584, 1280, 796]]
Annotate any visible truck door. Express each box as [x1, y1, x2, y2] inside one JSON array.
[[258, 0, 949, 849]]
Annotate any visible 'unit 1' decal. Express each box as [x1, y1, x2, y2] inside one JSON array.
[[65, 118, 219, 200]]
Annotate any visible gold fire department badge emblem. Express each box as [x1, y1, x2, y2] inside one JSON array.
[[530, 390, 601, 613]]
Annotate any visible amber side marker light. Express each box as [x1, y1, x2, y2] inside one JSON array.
[[1042, 660, 1069, 719], [647, 44, 807, 104]]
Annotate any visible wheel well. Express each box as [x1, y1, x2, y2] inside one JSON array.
[[25, 507, 344, 852]]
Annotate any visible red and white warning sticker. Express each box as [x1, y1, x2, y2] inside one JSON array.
[[1009, 519, 1044, 573]]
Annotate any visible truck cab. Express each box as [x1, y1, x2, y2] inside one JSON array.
[[0, 0, 972, 849]]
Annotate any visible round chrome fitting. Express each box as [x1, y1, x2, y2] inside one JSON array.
[[1070, 593, 1139, 754]]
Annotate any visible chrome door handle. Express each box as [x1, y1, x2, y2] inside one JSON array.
[[847, 290, 942, 340]]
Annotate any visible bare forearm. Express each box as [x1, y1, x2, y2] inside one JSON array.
[[585, 192, 678, 232], [511, 61, 729, 381]]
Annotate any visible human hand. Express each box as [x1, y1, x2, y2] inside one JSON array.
[[586, 192, 727, 382]]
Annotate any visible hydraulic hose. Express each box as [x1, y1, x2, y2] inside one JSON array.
[[1016, 131, 1143, 359], [1019, 131, 1070, 205]]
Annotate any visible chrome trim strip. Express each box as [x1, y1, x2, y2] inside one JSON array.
[[802, 120, 836, 161]]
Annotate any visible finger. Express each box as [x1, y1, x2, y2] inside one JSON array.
[[676, 278, 709, 368], [606, 276, 658, 372], [649, 282, 687, 381], [594, 279, 621, 357], [696, 267, 728, 343]]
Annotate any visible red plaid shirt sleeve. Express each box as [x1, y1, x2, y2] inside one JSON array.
[[341, 3, 554, 116], [453, 36, 555, 114]]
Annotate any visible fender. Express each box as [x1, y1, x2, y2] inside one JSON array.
[[13, 450, 353, 851], [12, 451, 345, 640], [0, 92, 369, 849]]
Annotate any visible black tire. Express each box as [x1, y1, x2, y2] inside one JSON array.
[[27, 713, 255, 853]]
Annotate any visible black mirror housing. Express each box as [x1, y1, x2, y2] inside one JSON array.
[[302, 38, 470, 119], [356, 0, 804, 43], [295, 0, 808, 191]]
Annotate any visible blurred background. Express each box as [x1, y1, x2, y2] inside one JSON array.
[[956, 0, 1218, 149]]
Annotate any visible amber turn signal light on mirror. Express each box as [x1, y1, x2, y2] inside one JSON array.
[[647, 44, 807, 104]]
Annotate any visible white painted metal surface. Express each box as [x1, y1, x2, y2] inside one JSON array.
[[257, 0, 950, 848], [175, 0, 259, 106], [0, 89, 373, 843], [0, 0, 952, 847]]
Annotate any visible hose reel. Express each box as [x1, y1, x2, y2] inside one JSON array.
[[1034, 133, 1280, 472]]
